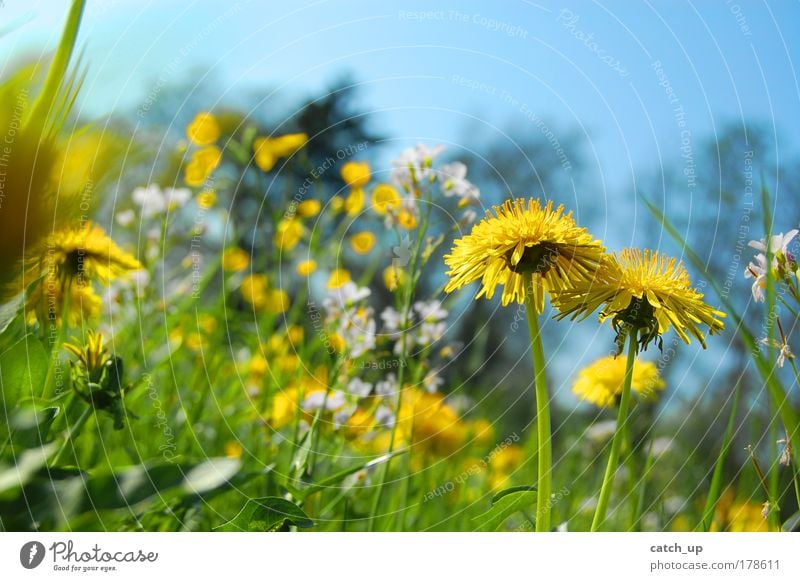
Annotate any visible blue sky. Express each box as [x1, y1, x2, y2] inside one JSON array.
[[3, 0, 798, 200]]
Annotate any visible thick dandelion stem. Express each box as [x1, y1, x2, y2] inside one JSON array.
[[523, 280, 551, 532], [591, 329, 638, 531]]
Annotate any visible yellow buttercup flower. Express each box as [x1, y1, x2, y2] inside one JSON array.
[[345, 187, 365, 216], [275, 218, 304, 251], [350, 231, 376, 255], [222, 248, 250, 272], [572, 355, 665, 408], [341, 161, 370, 188], [186, 112, 220, 146], [553, 249, 725, 350], [383, 265, 406, 291], [327, 268, 351, 289], [371, 184, 401, 215], [253, 133, 308, 172], [297, 199, 321, 218], [185, 146, 222, 187], [296, 259, 317, 277], [265, 133, 308, 157], [444, 198, 605, 311]]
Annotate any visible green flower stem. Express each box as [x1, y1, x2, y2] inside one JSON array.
[[523, 277, 551, 532], [591, 329, 637, 531], [50, 405, 92, 466]]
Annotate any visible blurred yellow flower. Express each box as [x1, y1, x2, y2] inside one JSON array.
[[186, 112, 220, 146], [345, 187, 365, 216], [222, 248, 250, 272], [249, 353, 269, 378], [350, 231, 376, 255], [287, 325, 304, 344], [253, 133, 308, 172], [341, 161, 370, 188], [383, 265, 406, 291], [371, 184, 401, 215], [197, 190, 217, 209], [573, 355, 665, 408], [185, 146, 222, 187], [27, 279, 103, 327], [405, 390, 467, 456], [241, 274, 268, 307], [275, 218, 304, 251], [397, 208, 417, 230], [42, 223, 143, 285], [264, 289, 290, 314], [344, 408, 375, 440], [270, 388, 299, 429], [224, 441, 243, 459], [296, 259, 317, 277], [297, 199, 321, 218], [327, 268, 351, 289], [330, 196, 345, 213]]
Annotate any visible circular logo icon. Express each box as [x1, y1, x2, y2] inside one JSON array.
[[20, 541, 46, 569]]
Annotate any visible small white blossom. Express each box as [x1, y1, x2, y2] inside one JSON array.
[[347, 377, 373, 398], [302, 390, 346, 411], [391, 143, 445, 187]]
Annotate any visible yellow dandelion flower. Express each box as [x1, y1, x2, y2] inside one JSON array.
[[64, 330, 108, 377], [275, 218, 304, 251], [297, 199, 321, 218], [328, 332, 346, 353], [197, 190, 217, 209], [186, 112, 220, 146], [345, 187, 365, 216], [269, 388, 299, 429], [397, 208, 417, 230], [222, 247, 250, 272], [42, 223, 142, 285], [341, 161, 370, 188], [296, 259, 317, 277], [444, 198, 605, 312], [344, 408, 375, 440], [327, 268, 351, 289], [572, 355, 665, 408], [383, 265, 407, 291], [371, 183, 401, 215], [553, 249, 726, 350], [27, 277, 102, 326], [350, 231, 376, 255]]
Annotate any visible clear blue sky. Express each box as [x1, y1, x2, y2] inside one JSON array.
[[3, 0, 798, 199]]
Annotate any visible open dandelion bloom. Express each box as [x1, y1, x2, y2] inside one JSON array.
[[573, 355, 665, 408], [554, 249, 725, 351], [41, 223, 143, 285], [443, 198, 605, 311]]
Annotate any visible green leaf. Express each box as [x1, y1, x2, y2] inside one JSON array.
[[472, 489, 537, 532], [0, 335, 49, 414], [218, 497, 313, 532], [0, 443, 59, 496], [491, 485, 537, 504], [293, 452, 400, 501]]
